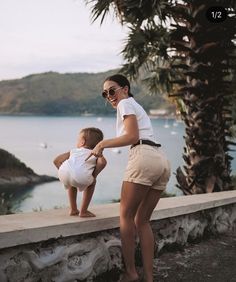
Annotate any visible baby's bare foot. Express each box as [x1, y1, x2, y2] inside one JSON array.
[[69, 209, 80, 216], [79, 210, 96, 217]]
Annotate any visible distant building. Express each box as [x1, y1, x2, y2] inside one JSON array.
[[149, 109, 169, 117]]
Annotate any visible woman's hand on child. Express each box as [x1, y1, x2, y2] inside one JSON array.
[[85, 142, 104, 161]]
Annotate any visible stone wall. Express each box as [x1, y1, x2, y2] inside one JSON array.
[[153, 204, 236, 253], [0, 202, 235, 282]]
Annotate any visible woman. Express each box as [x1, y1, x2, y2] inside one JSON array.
[[86, 74, 171, 282]]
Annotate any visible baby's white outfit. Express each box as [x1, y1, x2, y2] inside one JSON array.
[[58, 147, 97, 191]]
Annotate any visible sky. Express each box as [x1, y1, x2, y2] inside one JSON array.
[[0, 0, 127, 81]]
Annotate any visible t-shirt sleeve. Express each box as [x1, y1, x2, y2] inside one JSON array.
[[118, 99, 136, 120]]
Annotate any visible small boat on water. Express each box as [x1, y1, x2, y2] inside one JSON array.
[[164, 119, 170, 128], [39, 142, 48, 149], [111, 148, 121, 154]]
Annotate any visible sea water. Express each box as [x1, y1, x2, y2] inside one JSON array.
[[0, 116, 235, 213]]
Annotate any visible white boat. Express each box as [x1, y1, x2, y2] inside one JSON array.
[[164, 119, 170, 128], [39, 142, 48, 149], [111, 148, 121, 154]]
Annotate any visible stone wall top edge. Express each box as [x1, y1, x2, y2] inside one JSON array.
[[0, 190, 235, 249]]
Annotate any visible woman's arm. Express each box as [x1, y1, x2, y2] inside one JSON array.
[[102, 114, 139, 148], [86, 115, 139, 159]]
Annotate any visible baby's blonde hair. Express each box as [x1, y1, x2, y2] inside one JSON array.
[[80, 127, 103, 149]]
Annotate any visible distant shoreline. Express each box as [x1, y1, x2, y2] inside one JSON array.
[[0, 113, 179, 119], [0, 175, 58, 193]]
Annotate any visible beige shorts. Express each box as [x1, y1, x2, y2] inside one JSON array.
[[123, 144, 171, 190]]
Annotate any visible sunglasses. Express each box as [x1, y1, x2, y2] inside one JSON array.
[[102, 87, 123, 99]]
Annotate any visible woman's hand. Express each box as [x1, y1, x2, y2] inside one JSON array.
[[85, 142, 104, 161], [86, 115, 139, 161]]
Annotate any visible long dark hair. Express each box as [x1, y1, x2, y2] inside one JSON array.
[[104, 74, 134, 97]]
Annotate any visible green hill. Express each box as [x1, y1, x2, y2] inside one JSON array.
[[0, 70, 172, 115]]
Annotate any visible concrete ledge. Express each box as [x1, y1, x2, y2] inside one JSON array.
[[0, 190, 236, 249]]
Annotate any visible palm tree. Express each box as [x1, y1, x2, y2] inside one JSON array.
[[86, 0, 236, 194]]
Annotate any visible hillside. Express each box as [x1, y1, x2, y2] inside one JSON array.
[[0, 70, 172, 115]]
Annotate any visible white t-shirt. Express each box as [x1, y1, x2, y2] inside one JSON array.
[[116, 97, 156, 142], [58, 147, 97, 191]]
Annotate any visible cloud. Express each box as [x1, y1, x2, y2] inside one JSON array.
[[0, 0, 127, 80]]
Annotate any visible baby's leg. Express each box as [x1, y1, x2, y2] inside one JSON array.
[[79, 181, 96, 217], [68, 186, 79, 216]]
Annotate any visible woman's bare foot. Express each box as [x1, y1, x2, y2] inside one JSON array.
[[119, 272, 139, 282], [69, 209, 80, 216], [79, 210, 96, 217]]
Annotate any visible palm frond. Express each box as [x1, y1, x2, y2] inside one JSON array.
[[85, 0, 114, 24]]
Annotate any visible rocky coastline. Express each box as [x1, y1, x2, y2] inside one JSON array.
[[0, 148, 57, 190], [0, 148, 57, 214], [0, 174, 57, 190]]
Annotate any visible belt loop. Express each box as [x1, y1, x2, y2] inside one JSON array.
[[140, 139, 142, 145]]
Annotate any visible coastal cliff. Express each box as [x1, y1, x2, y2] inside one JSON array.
[[0, 148, 57, 189]]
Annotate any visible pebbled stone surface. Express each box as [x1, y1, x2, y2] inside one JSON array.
[[153, 231, 236, 282], [95, 231, 236, 282]]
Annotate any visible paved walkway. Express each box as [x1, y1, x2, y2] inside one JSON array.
[[96, 231, 236, 282], [153, 231, 236, 282]]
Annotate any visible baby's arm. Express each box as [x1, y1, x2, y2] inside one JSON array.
[[93, 156, 107, 178], [53, 152, 70, 169]]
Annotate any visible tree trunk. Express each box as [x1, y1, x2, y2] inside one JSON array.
[[172, 1, 236, 194]]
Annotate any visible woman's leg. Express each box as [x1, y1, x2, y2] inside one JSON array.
[[67, 186, 79, 216], [120, 181, 151, 281], [134, 188, 163, 282]]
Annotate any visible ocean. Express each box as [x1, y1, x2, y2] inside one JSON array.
[[0, 116, 235, 213]]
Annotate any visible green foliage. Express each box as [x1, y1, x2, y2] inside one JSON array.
[[160, 191, 175, 198], [111, 191, 175, 203], [0, 193, 13, 215], [0, 70, 169, 115]]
